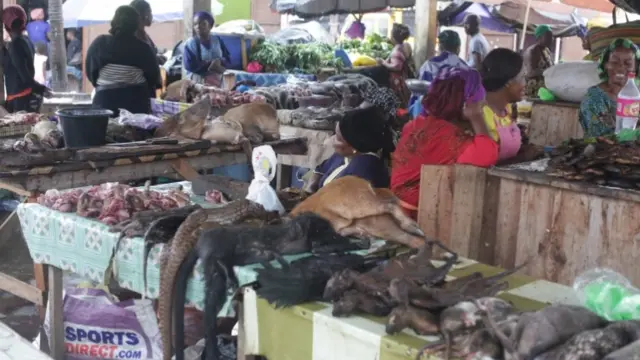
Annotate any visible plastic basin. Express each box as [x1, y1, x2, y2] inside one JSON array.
[[56, 107, 113, 149]]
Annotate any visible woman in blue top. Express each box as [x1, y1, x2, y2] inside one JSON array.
[[182, 11, 230, 87], [304, 105, 394, 193]]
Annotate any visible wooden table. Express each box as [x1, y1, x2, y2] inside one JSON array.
[[418, 163, 640, 286], [529, 100, 584, 146], [0, 138, 307, 359]]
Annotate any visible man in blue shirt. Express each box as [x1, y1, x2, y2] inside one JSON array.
[[409, 30, 468, 114]]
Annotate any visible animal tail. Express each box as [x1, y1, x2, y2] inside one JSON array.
[[482, 261, 530, 286], [173, 249, 199, 360], [203, 260, 229, 360]]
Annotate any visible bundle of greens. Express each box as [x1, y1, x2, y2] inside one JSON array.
[[249, 40, 343, 74]]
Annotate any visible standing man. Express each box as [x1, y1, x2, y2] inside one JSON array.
[[523, 24, 554, 98], [463, 14, 490, 70]]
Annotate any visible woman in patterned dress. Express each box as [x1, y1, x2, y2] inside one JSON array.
[[379, 23, 413, 106], [579, 38, 640, 137]]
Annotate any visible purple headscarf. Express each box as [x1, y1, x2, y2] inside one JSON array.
[[435, 66, 485, 103]]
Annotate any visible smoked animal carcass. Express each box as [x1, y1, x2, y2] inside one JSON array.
[[290, 176, 426, 248]]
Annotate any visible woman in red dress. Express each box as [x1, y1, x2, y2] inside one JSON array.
[[391, 67, 499, 218]]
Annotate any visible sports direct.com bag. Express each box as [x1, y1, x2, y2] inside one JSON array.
[[44, 287, 162, 360]]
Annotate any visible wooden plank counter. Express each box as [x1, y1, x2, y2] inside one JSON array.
[[418, 164, 640, 286], [529, 100, 584, 146]]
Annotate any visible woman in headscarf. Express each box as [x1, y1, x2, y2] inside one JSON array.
[[391, 67, 498, 219], [25, 8, 49, 47], [182, 11, 230, 87], [523, 24, 554, 98], [303, 106, 395, 193], [85, 5, 160, 116], [480, 48, 525, 162], [3, 5, 49, 113], [379, 23, 413, 106], [580, 38, 640, 137]]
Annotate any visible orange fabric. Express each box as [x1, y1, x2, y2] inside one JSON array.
[[391, 115, 499, 209], [6, 88, 32, 102]]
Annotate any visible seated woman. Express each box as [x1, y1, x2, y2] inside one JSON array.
[[183, 11, 230, 87], [85, 5, 160, 116], [480, 48, 525, 162], [391, 67, 498, 219], [304, 106, 395, 193], [580, 38, 640, 137]]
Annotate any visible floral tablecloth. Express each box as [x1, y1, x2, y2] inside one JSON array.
[[16, 182, 306, 314]]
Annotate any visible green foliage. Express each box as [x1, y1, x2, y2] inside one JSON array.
[[338, 34, 393, 59], [249, 40, 343, 74]]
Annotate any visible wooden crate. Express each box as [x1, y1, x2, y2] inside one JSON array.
[[417, 164, 640, 286], [529, 100, 584, 146]]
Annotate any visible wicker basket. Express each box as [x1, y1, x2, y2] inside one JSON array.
[[589, 22, 640, 61], [0, 123, 31, 138]]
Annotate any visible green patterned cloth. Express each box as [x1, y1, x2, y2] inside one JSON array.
[[16, 182, 294, 315]]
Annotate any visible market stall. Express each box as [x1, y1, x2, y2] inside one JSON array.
[[241, 259, 579, 359], [418, 156, 640, 286], [16, 185, 578, 359]]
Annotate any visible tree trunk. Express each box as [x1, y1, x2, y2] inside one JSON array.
[[48, 0, 67, 92]]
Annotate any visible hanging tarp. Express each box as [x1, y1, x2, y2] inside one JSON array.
[[439, 2, 515, 33], [272, 0, 414, 17]]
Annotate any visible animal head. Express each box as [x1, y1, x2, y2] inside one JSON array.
[[289, 212, 342, 240], [385, 307, 407, 334], [331, 295, 358, 317], [323, 269, 356, 301]]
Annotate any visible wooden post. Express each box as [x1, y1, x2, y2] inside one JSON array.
[[49, 0, 68, 91], [182, 0, 212, 78], [413, 0, 438, 68]]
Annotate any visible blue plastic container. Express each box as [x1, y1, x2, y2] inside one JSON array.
[[334, 49, 352, 68]]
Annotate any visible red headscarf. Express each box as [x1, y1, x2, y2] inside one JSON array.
[[390, 68, 498, 214], [2, 5, 27, 32]]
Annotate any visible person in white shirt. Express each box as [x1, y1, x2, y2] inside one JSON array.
[[33, 41, 48, 85], [464, 14, 490, 70]]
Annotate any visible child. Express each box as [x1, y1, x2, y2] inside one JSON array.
[[34, 41, 48, 85]]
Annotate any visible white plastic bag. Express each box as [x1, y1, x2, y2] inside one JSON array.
[[543, 61, 600, 103], [245, 145, 285, 214], [44, 287, 162, 360]]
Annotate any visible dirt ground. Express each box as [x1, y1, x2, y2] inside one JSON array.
[[0, 212, 40, 341]]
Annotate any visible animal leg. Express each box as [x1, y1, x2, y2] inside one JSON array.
[[350, 215, 427, 248], [203, 262, 227, 360], [415, 340, 446, 360], [173, 249, 199, 360]]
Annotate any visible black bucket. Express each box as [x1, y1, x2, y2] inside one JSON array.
[[56, 108, 113, 149]]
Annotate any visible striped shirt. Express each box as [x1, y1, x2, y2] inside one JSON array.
[[97, 64, 146, 86]]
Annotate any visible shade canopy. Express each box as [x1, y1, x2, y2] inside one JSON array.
[[272, 0, 414, 17], [62, 0, 223, 28]]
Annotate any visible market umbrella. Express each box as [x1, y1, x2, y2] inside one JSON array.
[[62, 0, 223, 28], [272, 0, 415, 17], [611, 0, 640, 13]]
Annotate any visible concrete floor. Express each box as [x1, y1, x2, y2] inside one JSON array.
[[0, 212, 40, 341]]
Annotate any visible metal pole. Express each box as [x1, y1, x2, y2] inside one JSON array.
[[519, 0, 533, 51], [49, 0, 68, 91]]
